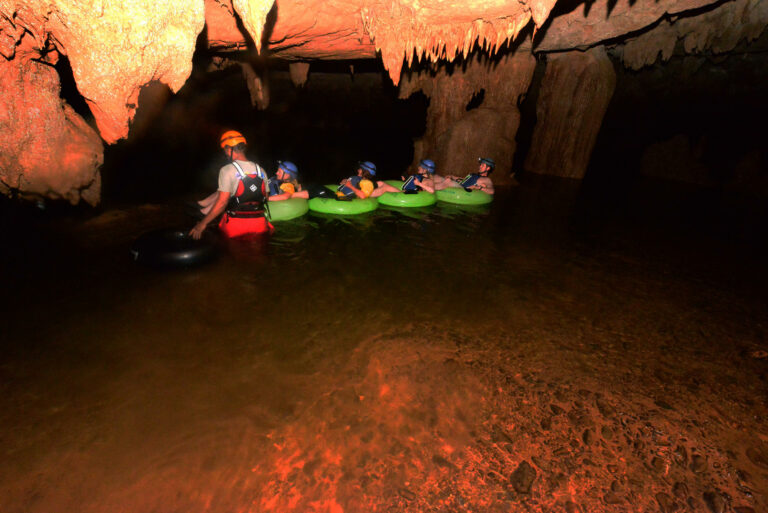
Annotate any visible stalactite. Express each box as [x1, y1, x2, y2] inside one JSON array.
[[357, 1, 541, 85], [288, 61, 310, 87]]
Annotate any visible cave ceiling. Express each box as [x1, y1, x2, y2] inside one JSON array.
[[1, 0, 766, 149]]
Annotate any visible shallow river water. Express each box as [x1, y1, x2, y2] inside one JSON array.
[[1, 177, 767, 513]]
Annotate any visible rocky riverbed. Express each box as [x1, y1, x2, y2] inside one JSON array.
[[1, 183, 766, 512]]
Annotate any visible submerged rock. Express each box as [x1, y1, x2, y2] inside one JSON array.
[[703, 491, 726, 513], [655, 492, 676, 513], [691, 454, 708, 473], [746, 447, 768, 469], [673, 481, 689, 500], [510, 460, 537, 494]]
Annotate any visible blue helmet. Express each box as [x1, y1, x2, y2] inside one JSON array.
[[358, 161, 377, 176], [278, 160, 298, 177], [419, 159, 436, 174], [478, 157, 495, 170]]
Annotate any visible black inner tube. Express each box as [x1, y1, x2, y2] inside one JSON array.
[[130, 228, 218, 268]]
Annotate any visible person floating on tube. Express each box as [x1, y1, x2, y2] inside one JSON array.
[[372, 159, 437, 195], [336, 161, 378, 200], [267, 161, 309, 201], [441, 157, 495, 194]]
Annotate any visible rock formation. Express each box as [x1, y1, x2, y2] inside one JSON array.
[[400, 48, 537, 183], [524, 46, 616, 180], [1, 0, 767, 203], [288, 62, 310, 88], [1, 0, 207, 203], [619, 0, 768, 70], [0, 38, 102, 205]]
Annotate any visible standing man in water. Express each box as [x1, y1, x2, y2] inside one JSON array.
[[440, 157, 495, 194], [190, 130, 269, 239]]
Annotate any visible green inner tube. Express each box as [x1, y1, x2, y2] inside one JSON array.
[[376, 180, 436, 208], [435, 186, 493, 205], [266, 197, 309, 221], [308, 185, 379, 215]]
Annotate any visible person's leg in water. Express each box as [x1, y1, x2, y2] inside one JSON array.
[[369, 181, 400, 198], [432, 175, 458, 190]]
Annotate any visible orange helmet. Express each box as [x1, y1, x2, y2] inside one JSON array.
[[220, 130, 247, 148]]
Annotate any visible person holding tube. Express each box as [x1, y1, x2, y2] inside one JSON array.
[[190, 130, 271, 239]]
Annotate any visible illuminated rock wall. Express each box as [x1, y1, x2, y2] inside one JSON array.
[[0, 40, 102, 205], [0, 0, 209, 143]]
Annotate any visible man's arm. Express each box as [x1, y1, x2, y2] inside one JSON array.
[[417, 177, 435, 193], [190, 191, 231, 239], [268, 191, 293, 201], [472, 177, 494, 194]]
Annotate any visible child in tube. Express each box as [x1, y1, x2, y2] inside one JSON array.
[[267, 161, 309, 201], [336, 161, 378, 199]]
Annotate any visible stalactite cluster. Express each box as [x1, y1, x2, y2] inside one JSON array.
[[360, 0, 552, 84]]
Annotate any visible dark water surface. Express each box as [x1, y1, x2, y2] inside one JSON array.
[[2, 177, 767, 512]]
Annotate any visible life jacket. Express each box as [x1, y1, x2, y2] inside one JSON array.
[[226, 161, 267, 213], [220, 161, 273, 238], [267, 177, 282, 197], [402, 174, 425, 192], [459, 173, 480, 188], [268, 177, 297, 196], [337, 176, 362, 198]]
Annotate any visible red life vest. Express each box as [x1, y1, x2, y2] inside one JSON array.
[[219, 161, 273, 238]]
